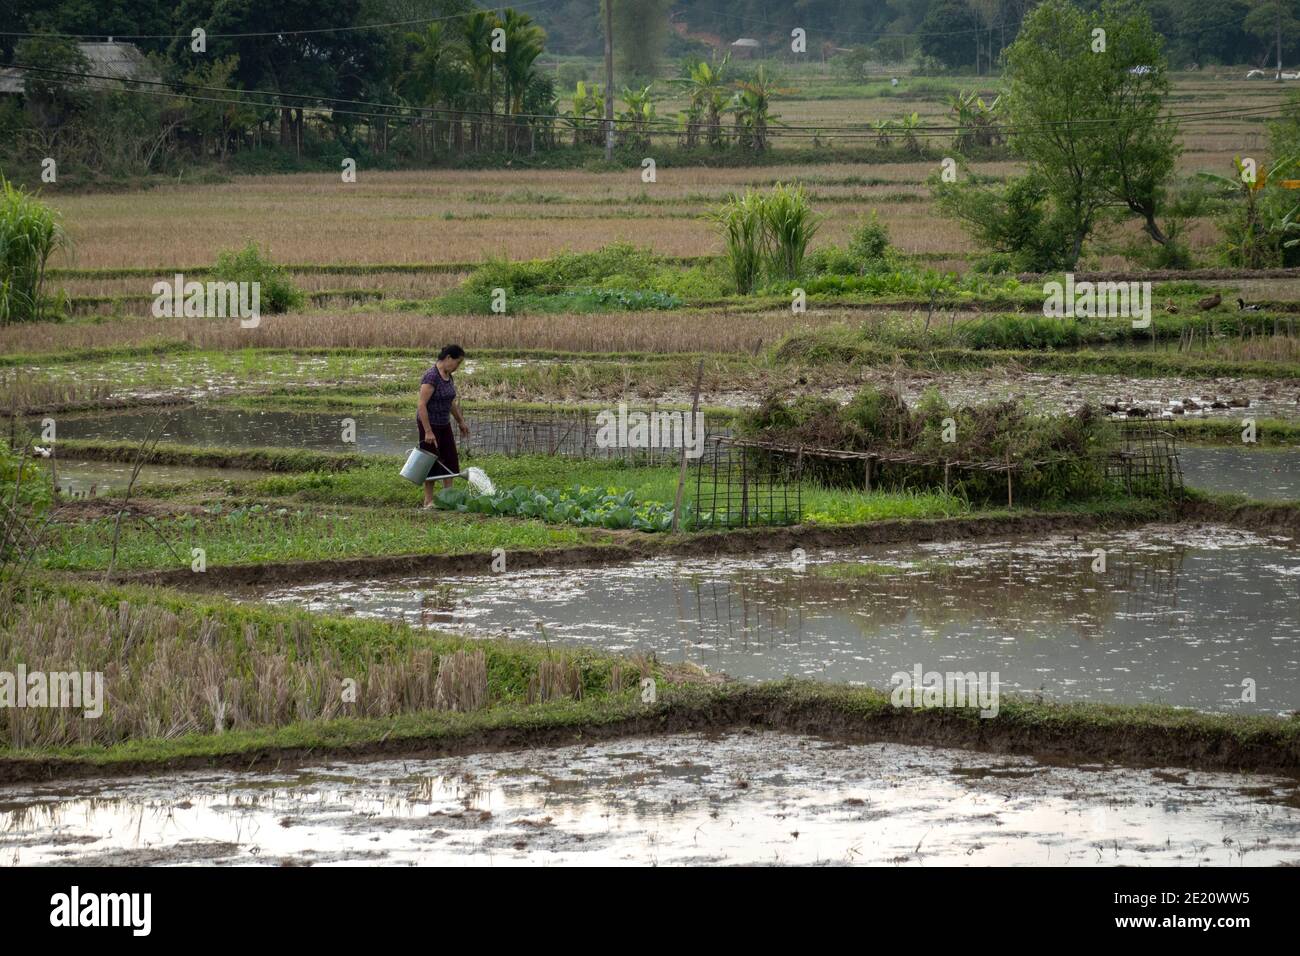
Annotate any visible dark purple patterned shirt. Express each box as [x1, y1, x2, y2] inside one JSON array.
[[421, 365, 456, 425]]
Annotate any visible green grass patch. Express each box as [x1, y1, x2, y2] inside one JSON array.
[[39, 502, 585, 572]]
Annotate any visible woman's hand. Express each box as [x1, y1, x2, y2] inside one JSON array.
[[420, 435, 437, 452], [458, 421, 470, 439]]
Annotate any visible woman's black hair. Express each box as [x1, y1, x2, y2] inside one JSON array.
[[438, 344, 466, 360]]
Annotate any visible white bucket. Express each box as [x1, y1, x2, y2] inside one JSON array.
[[400, 447, 438, 484]]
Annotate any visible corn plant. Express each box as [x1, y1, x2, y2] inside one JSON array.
[[0, 177, 68, 325]]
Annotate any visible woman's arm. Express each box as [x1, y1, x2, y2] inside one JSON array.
[[417, 383, 437, 447], [452, 397, 470, 437]]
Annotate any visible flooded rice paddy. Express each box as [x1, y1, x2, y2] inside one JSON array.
[[260, 526, 1300, 715], [39, 407, 1300, 500], [44, 459, 270, 496], [1177, 446, 1300, 500], [4, 731, 1298, 866], [46, 405, 728, 460], [664, 368, 1300, 419]]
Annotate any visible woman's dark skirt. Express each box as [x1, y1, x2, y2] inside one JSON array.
[[417, 420, 459, 479]]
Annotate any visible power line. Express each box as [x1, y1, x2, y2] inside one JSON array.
[[0, 1, 552, 41], [7, 62, 1286, 139], [0, 2, 1254, 46], [670, 3, 1251, 44]]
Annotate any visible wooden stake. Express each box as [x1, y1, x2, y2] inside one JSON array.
[[672, 359, 705, 532]]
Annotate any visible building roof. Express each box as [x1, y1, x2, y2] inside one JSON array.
[[0, 40, 159, 95], [731, 38, 761, 47]]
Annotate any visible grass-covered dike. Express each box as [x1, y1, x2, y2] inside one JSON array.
[[2, 580, 1296, 782]]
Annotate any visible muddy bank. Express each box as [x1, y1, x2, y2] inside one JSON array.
[[1180, 497, 1300, 530], [9, 395, 194, 418], [3, 682, 1298, 786], [105, 509, 1168, 589], [101, 501, 1300, 589], [53, 439, 367, 473]]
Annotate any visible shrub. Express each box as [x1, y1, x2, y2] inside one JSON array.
[[0, 178, 69, 325], [447, 243, 706, 311], [710, 184, 823, 291], [463, 243, 661, 298], [742, 386, 1116, 504], [847, 211, 893, 268], [211, 242, 304, 314], [804, 245, 860, 276], [708, 189, 768, 293], [932, 173, 1074, 273], [761, 182, 822, 280]]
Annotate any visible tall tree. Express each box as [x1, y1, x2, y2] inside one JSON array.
[[919, 0, 982, 69], [603, 0, 673, 84], [461, 8, 498, 148], [1003, 0, 1179, 263], [169, 0, 385, 154], [500, 9, 545, 149]]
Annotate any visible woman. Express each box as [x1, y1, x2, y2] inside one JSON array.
[[416, 344, 471, 508]]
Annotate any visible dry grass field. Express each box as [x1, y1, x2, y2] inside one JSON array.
[[1, 306, 858, 356], [35, 75, 1288, 272]]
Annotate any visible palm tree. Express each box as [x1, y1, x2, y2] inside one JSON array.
[[440, 63, 474, 153], [400, 24, 449, 156], [500, 9, 545, 151], [461, 10, 498, 150]]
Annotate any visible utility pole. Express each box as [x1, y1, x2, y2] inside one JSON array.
[[1278, 0, 1284, 82], [604, 0, 615, 160]]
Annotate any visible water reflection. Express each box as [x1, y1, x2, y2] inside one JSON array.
[[1179, 446, 1300, 500], [42, 459, 270, 495], [4, 733, 1298, 866], [261, 526, 1300, 714], [42, 406, 729, 460]]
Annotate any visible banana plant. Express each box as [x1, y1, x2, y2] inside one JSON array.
[[894, 111, 923, 153], [569, 81, 605, 146], [1197, 154, 1300, 268], [676, 56, 730, 148], [729, 66, 792, 153], [951, 90, 1002, 151], [618, 84, 655, 150]]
